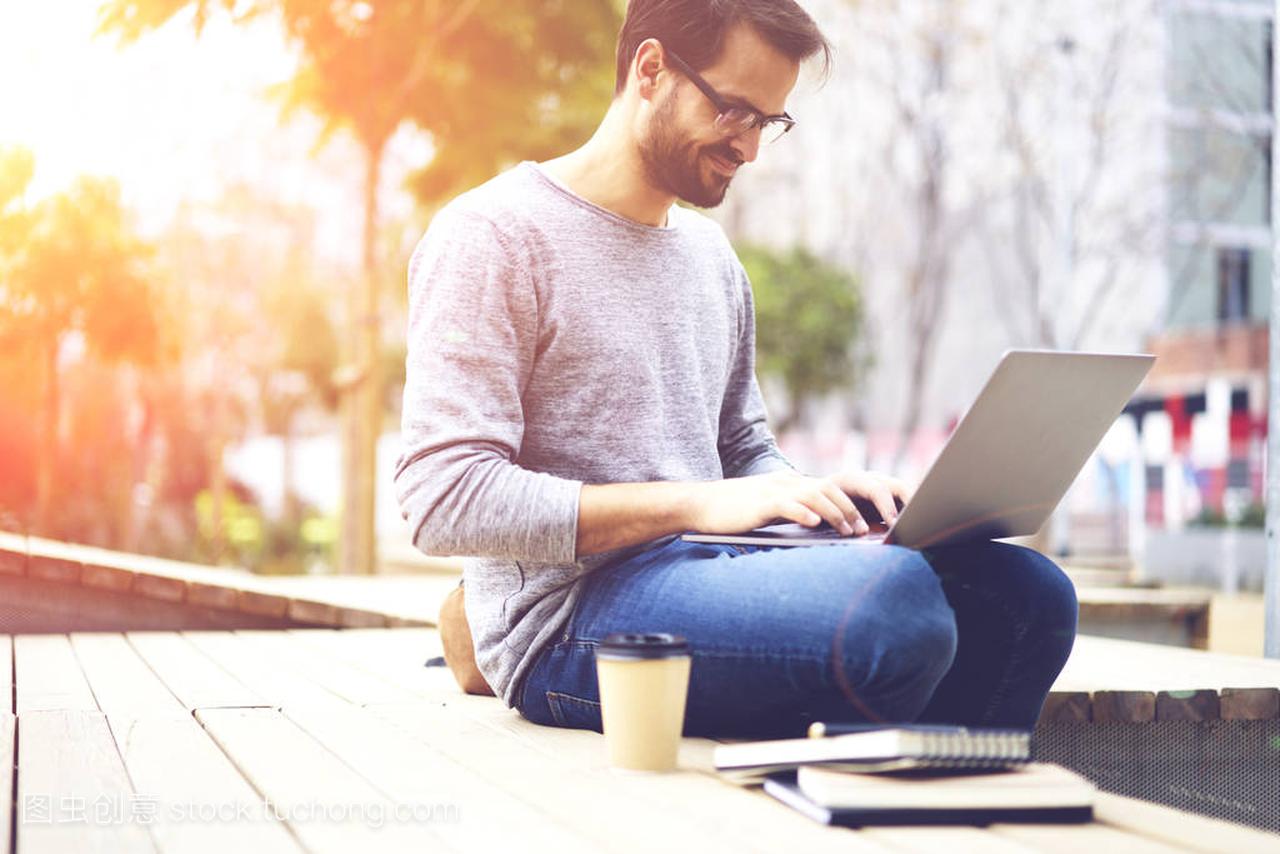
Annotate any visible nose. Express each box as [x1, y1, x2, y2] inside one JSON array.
[[728, 126, 761, 164]]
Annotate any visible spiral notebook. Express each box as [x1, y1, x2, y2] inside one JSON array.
[[713, 725, 1031, 783]]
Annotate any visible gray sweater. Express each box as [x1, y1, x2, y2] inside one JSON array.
[[394, 162, 795, 705]]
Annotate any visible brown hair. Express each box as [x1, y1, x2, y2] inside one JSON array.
[[614, 0, 832, 95]]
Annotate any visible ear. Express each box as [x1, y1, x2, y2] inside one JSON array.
[[631, 38, 667, 102]]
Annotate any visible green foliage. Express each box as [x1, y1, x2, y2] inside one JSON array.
[[194, 488, 335, 573], [97, 0, 621, 207], [1190, 502, 1267, 529], [737, 244, 869, 432], [0, 149, 165, 367]]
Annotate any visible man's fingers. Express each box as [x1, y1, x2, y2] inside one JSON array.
[[875, 474, 913, 505], [866, 485, 900, 527], [805, 490, 862, 534], [820, 480, 864, 533], [780, 500, 822, 528], [887, 475, 915, 506]]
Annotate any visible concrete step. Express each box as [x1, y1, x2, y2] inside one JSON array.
[[1075, 586, 1212, 649], [1062, 566, 1140, 588]]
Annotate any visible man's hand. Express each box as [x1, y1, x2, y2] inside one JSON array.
[[685, 469, 914, 537]]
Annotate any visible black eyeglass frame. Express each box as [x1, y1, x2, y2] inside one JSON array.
[[662, 48, 796, 144]]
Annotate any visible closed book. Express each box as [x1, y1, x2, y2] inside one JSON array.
[[765, 764, 1095, 827], [714, 725, 1030, 783]]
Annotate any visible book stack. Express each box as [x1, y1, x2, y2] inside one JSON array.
[[713, 724, 1095, 827]]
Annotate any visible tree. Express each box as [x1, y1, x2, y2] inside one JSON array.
[[99, 0, 620, 573], [981, 0, 1164, 351], [833, 0, 980, 471], [738, 244, 869, 435], [153, 183, 342, 565], [0, 146, 165, 535]]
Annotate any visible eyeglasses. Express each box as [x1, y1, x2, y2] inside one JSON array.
[[663, 49, 796, 145]]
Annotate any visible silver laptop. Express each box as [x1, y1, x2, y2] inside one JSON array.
[[683, 350, 1155, 550]]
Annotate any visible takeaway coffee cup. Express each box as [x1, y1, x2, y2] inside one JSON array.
[[595, 632, 691, 772]]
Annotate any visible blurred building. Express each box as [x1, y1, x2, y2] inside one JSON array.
[[1133, 0, 1272, 527], [721, 0, 1272, 562]]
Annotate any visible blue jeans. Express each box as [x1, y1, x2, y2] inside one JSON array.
[[516, 537, 1077, 738]]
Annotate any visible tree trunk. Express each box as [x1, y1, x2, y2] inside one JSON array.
[[34, 336, 59, 536], [892, 26, 951, 476], [281, 404, 299, 529], [209, 390, 227, 565], [340, 138, 385, 575]]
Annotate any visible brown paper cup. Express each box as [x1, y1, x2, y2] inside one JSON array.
[[595, 633, 691, 772]]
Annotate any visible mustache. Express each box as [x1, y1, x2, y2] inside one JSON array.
[[705, 145, 743, 166]]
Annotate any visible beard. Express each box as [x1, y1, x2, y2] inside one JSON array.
[[638, 89, 742, 209]]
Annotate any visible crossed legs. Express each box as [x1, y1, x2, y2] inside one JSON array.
[[514, 537, 1077, 737]]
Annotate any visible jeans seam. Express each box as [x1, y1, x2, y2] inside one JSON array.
[[557, 638, 826, 664]]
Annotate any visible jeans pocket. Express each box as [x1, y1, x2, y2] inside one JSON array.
[[546, 690, 603, 732]]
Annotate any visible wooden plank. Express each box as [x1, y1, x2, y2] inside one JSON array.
[[194, 706, 450, 853], [370, 678, 889, 854], [0, 636, 11, 714], [132, 574, 187, 604], [1038, 692, 1092, 723], [1092, 791, 1280, 853], [859, 826, 1038, 853], [27, 553, 82, 585], [195, 631, 590, 850], [285, 628, 446, 699], [232, 630, 418, 705], [80, 563, 137, 594], [106, 713, 304, 854], [1091, 691, 1155, 723], [430, 680, 1056, 853], [301, 611, 845, 854], [285, 598, 340, 626], [24, 535, 256, 591], [304, 629, 1277, 849], [126, 632, 267, 710], [1219, 687, 1280, 721], [16, 710, 156, 853], [337, 607, 389, 628], [0, 531, 27, 575], [0, 574, 299, 634], [265, 575, 456, 624], [182, 631, 353, 713], [234, 590, 289, 620], [184, 582, 240, 611], [69, 633, 185, 719], [1154, 690, 1220, 722], [0, 713, 12, 854], [280, 697, 599, 853], [1055, 635, 1280, 692], [14, 634, 98, 712], [369, 702, 818, 854], [990, 821, 1187, 853]]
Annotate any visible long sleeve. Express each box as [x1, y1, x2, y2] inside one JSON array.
[[717, 262, 799, 479], [393, 208, 582, 563]]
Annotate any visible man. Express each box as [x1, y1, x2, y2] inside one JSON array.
[[395, 0, 1078, 737]]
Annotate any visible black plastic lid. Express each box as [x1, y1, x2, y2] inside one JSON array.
[[596, 632, 690, 660]]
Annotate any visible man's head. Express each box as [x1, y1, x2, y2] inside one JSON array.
[[614, 0, 830, 208]]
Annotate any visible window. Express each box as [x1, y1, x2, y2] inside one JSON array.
[[1216, 247, 1251, 324], [1265, 138, 1273, 224], [1266, 22, 1274, 114]]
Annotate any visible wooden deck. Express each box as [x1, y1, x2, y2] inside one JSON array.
[[0, 532, 452, 631], [3, 627, 1276, 853]]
